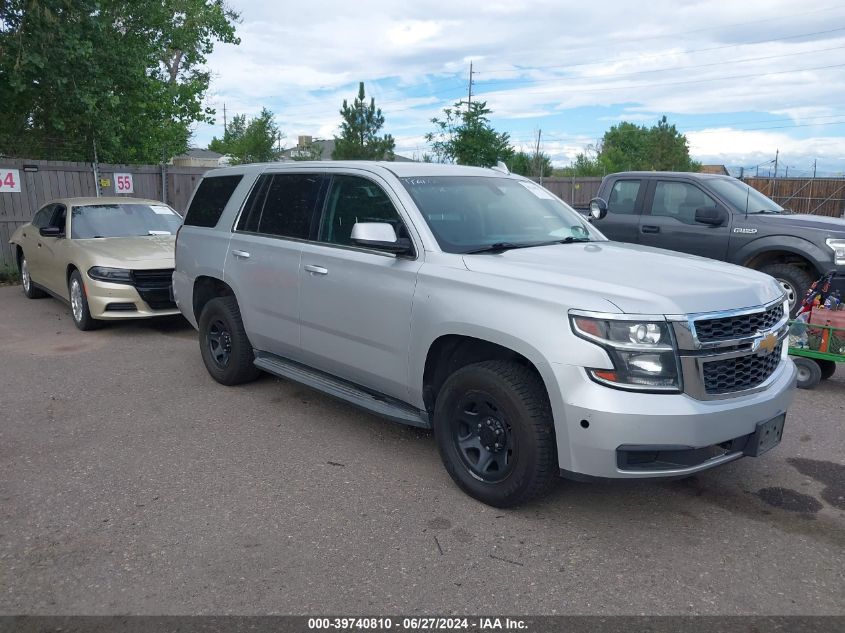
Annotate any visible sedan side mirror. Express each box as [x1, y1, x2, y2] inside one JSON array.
[[695, 207, 727, 226], [589, 197, 608, 221], [39, 226, 64, 238], [350, 222, 413, 255]]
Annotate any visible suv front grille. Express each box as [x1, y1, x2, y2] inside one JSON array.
[[702, 344, 783, 395], [131, 268, 175, 310], [694, 303, 784, 342]]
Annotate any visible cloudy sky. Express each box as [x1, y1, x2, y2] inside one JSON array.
[[192, 0, 845, 174]]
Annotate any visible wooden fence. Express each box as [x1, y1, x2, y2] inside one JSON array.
[[741, 177, 845, 217], [0, 158, 208, 267]]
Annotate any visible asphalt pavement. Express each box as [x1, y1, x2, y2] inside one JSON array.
[[0, 284, 843, 615]]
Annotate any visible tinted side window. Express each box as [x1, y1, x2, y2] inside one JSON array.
[[650, 181, 716, 225], [236, 175, 272, 233], [319, 175, 405, 246], [184, 175, 243, 228], [257, 174, 323, 239], [607, 180, 640, 215], [50, 204, 67, 231], [31, 205, 54, 228]]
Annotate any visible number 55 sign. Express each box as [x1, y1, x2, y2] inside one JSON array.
[[0, 169, 22, 193], [114, 173, 134, 193]]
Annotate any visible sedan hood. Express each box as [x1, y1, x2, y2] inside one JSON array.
[[753, 213, 845, 236], [77, 235, 176, 263], [462, 241, 783, 315]]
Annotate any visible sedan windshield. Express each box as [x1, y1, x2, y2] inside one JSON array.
[[399, 176, 602, 253], [708, 177, 785, 214], [71, 203, 183, 239]]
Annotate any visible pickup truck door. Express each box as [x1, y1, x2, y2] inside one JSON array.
[[298, 173, 423, 402], [638, 179, 731, 260], [591, 177, 646, 244]]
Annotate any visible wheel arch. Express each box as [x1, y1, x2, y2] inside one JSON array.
[[735, 236, 827, 276], [193, 275, 236, 322]]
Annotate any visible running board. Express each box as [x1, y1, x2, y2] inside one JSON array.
[[254, 352, 431, 429]]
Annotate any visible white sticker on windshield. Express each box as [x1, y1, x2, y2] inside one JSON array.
[[150, 205, 176, 215], [518, 181, 555, 199]]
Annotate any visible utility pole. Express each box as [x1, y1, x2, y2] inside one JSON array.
[[534, 128, 542, 183], [223, 103, 228, 134], [813, 159, 817, 178], [467, 61, 474, 112], [92, 138, 101, 198], [773, 149, 779, 178]]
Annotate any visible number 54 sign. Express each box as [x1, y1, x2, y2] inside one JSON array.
[[0, 169, 22, 193], [114, 173, 134, 193]]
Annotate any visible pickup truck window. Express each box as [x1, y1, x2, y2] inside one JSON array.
[[707, 177, 784, 214], [650, 181, 717, 225], [319, 175, 407, 246], [608, 180, 640, 215], [399, 176, 599, 254]]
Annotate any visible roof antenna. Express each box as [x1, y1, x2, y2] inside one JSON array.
[[744, 179, 750, 220]]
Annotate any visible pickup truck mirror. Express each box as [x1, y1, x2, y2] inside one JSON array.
[[350, 222, 413, 255], [694, 207, 727, 227], [589, 197, 608, 221], [39, 226, 64, 238]]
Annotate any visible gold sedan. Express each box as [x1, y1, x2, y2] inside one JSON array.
[[9, 197, 182, 330]]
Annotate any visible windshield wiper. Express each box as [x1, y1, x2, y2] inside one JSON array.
[[462, 237, 591, 254], [749, 209, 782, 214], [555, 236, 591, 243]]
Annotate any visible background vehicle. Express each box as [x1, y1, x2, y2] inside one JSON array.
[[174, 162, 795, 507], [9, 197, 182, 330], [586, 172, 845, 315]]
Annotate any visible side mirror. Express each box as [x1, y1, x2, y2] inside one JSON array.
[[39, 226, 64, 238], [589, 197, 608, 221], [695, 207, 727, 226], [350, 222, 413, 255]]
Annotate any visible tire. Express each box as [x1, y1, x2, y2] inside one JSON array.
[[68, 270, 101, 331], [198, 296, 261, 386], [19, 253, 47, 299], [817, 359, 837, 381], [433, 360, 557, 507], [793, 357, 822, 390], [760, 263, 814, 317]]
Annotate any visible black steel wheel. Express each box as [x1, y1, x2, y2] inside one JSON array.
[[198, 296, 261, 386], [452, 392, 516, 483]]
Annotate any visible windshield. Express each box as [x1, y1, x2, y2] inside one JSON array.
[[708, 178, 785, 214], [399, 176, 603, 253], [71, 203, 183, 239]]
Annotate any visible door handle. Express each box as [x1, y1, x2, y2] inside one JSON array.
[[37, 242, 42, 247], [304, 264, 328, 275], [641, 225, 660, 234], [231, 249, 250, 259]]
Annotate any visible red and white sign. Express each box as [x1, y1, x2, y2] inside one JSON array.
[[0, 169, 22, 193], [114, 173, 134, 193]]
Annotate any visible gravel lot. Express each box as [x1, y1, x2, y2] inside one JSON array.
[[0, 284, 843, 615]]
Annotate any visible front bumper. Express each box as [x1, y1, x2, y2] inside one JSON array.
[[549, 357, 797, 479], [83, 277, 180, 320]]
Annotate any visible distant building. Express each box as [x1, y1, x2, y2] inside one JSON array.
[[699, 164, 729, 176], [282, 136, 415, 162], [171, 148, 225, 168]]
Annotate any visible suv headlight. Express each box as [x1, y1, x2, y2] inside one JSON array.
[[88, 266, 133, 283], [826, 238, 845, 265], [570, 314, 681, 392]]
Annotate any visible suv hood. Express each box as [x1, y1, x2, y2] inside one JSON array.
[[751, 213, 845, 236], [76, 235, 176, 263], [462, 241, 783, 315]]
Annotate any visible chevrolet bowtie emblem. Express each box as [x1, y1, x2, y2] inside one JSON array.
[[753, 332, 778, 354]]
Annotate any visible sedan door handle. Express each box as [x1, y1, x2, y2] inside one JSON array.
[[304, 264, 328, 275], [231, 249, 250, 259], [641, 225, 660, 234]]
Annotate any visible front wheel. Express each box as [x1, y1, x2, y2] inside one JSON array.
[[793, 357, 822, 389], [760, 263, 813, 317], [68, 270, 101, 331], [433, 360, 557, 507], [198, 296, 261, 385]]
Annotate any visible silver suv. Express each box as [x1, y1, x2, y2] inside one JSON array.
[[174, 161, 796, 507]]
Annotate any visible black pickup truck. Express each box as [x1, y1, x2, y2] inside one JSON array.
[[586, 171, 845, 314]]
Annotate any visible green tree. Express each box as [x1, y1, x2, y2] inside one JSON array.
[[208, 108, 283, 164], [0, 0, 239, 163], [563, 116, 699, 175], [332, 82, 395, 160], [426, 101, 513, 167], [507, 150, 553, 177]]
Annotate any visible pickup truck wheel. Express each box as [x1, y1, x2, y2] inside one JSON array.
[[793, 357, 822, 389], [433, 360, 557, 507], [760, 263, 812, 316], [20, 255, 47, 299], [198, 296, 261, 386], [817, 359, 837, 380]]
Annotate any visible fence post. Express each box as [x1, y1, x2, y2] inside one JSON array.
[[160, 162, 168, 205]]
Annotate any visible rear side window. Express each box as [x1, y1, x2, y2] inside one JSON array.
[[255, 174, 323, 239], [607, 180, 640, 215], [184, 175, 243, 227]]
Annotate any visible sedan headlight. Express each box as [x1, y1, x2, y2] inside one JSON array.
[[570, 315, 681, 392], [87, 266, 133, 283], [826, 238, 845, 265]]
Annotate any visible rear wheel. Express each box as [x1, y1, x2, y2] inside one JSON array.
[[817, 359, 837, 381], [433, 360, 557, 507], [198, 296, 261, 385], [793, 357, 822, 389], [20, 254, 47, 299], [760, 263, 813, 317]]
